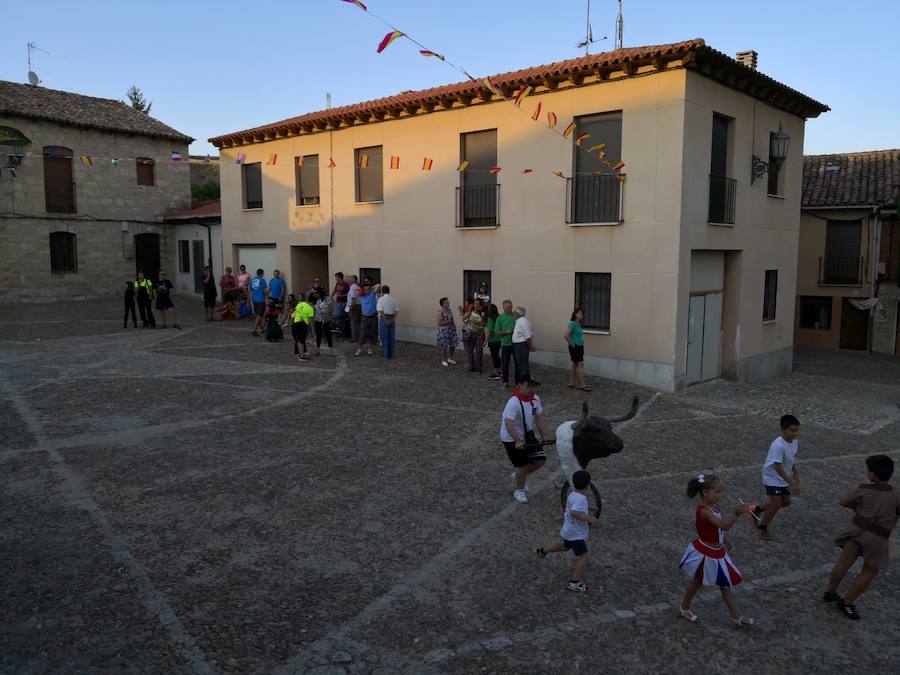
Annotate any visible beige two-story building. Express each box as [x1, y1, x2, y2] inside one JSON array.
[[0, 81, 193, 302], [796, 149, 899, 354], [210, 39, 827, 391]]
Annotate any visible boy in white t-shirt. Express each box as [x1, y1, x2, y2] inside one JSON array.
[[536, 470, 598, 592], [748, 414, 800, 541]]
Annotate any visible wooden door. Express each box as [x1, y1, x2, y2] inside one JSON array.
[[43, 147, 75, 213], [839, 298, 868, 350]]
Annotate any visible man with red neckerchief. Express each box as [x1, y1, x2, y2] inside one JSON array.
[[500, 378, 553, 504]]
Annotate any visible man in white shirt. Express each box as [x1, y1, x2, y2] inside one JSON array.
[[376, 285, 399, 358], [512, 306, 535, 384], [500, 378, 552, 503], [345, 275, 362, 343]]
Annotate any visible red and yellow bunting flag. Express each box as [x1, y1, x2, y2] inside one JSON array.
[[588, 143, 606, 153], [421, 157, 433, 171], [482, 77, 500, 96], [266, 153, 278, 165], [296, 156, 304, 166], [488, 166, 501, 174], [547, 111, 558, 128], [358, 153, 370, 168], [377, 30, 405, 53], [602, 158, 612, 166], [80, 154, 92, 166], [419, 50, 445, 60], [513, 84, 533, 106], [341, 0, 367, 10], [598, 150, 607, 160], [457, 160, 470, 172], [531, 101, 542, 121], [521, 168, 534, 174], [563, 121, 576, 139], [389, 156, 400, 169], [616, 173, 626, 183], [613, 161, 625, 171], [552, 170, 568, 179], [575, 132, 590, 146], [328, 158, 336, 168]]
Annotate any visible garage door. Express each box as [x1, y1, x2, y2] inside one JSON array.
[[236, 245, 277, 279]]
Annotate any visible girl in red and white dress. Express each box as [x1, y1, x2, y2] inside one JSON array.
[[678, 473, 754, 627]]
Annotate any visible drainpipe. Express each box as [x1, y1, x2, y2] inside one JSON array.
[[868, 205, 882, 352], [199, 220, 214, 275]]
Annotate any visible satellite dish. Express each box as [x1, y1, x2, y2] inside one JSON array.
[[27, 71, 40, 86]]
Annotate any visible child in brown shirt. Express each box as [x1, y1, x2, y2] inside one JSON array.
[[823, 455, 899, 620]]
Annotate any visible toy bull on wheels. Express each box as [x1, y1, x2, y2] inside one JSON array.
[[555, 396, 640, 513]]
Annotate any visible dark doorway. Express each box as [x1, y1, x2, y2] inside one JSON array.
[[839, 298, 868, 350], [192, 240, 204, 294], [290, 245, 329, 294], [43, 146, 76, 213], [134, 233, 161, 282]]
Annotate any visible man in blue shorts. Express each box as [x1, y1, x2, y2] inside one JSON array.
[[248, 269, 267, 337]]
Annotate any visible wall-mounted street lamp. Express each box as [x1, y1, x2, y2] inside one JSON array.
[[751, 124, 790, 184]]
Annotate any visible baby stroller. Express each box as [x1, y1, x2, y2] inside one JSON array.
[[264, 303, 283, 341]]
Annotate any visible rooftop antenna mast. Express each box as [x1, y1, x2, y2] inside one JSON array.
[[615, 0, 624, 50], [26, 41, 49, 86], [325, 91, 332, 109], [576, 0, 607, 55]]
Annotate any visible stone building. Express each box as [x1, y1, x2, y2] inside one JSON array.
[[796, 149, 899, 354], [0, 81, 193, 302], [210, 39, 828, 391]]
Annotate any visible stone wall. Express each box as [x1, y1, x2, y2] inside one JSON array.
[[0, 115, 189, 302]]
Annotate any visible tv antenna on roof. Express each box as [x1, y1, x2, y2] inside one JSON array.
[[27, 41, 49, 86], [615, 0, 624, 50], [576, 0, 607, 55]]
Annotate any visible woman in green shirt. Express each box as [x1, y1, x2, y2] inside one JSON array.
[[564, 307, 590, 391], [484, 303, 502, 379]]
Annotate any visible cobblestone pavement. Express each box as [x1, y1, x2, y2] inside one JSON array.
[[2, 297, 898, 674]]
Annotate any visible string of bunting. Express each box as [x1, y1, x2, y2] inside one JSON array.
[[338, 0, 626, 183]]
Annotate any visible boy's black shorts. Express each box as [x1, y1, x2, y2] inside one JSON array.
[[503, 440, 546, 468], [563, 539, 588, 556]]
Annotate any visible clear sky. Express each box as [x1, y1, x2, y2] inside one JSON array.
[[4, 0, 897, 157]]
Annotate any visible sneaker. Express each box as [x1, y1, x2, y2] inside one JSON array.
[[447, 359, 457, 365], [367, 349, 373, 356], [535, 547, 547, 558], [823, 591, 840, 603], [251, 330, 259, 337], [488, 374, 501, 380], [755, 526, 774, 542], [513, 489, 528, 504], [566, 580, 587, 593], [173, 324, 181, 330], [355, 349, 362, 357], [441, 361, 449, 367], [499, 382, 509, 388], [835, 598, 860, 620]]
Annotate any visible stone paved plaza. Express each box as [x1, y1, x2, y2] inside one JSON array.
[[1, 297, 899, 674]]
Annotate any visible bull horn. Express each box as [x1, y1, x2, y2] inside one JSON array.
[[608, 395, 640, 424], [572, 402, 589, 432]]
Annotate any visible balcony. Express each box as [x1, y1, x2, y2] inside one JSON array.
[[819, 256, 865, 286], [456, 184, 500, 227], [565, 175, 623, 225], [708, 174, 737, 225]]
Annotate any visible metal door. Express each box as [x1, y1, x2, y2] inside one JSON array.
[[686, 292, 723, 385], [686, 296, 705, 385]]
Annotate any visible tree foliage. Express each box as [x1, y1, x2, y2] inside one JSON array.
[[192, 180, 220, 203], [125, 86, 152, 114]]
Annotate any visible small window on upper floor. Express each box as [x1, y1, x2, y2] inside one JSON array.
[[763, 269, 777, 321], [136, 158, 155, 186], [242, 162, 263, 209], [296, 155, 320, 206], [355, 146, 383, 203], [49, 231, 78, 274]]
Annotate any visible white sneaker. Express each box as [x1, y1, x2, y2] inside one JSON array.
[[367, 349, 373, 356], [441, 361, 449, 367], [355, 349, 362, 357], [447, 359, 457, 365], [513, 489, 528, 504]]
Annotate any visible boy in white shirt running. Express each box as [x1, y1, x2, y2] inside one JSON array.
[[536, 470, 598, 592], [748, 414, 800, 541]]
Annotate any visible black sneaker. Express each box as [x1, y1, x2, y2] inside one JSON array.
[[823, 591, 840, 603], [535, 547, 546, 558], [835, 598, 860, 620]]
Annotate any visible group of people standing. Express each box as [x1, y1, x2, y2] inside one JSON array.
[[123, 271, 181, 330], [435, 284, 592, 392]]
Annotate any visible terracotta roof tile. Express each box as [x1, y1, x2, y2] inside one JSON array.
[[0, 80, 193, 143], [164, 200, 221, 221], [210, 39, 828, 147], [802, 149, 900, 208]]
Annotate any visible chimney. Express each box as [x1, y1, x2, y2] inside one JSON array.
[[735, 50, 758, 70]]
